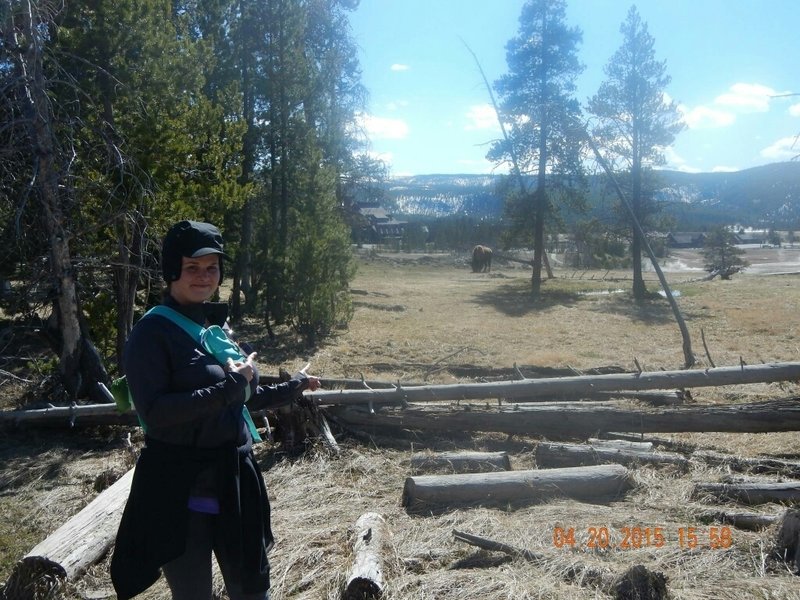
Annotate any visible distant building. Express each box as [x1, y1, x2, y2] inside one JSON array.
[[666, 232, 706, 248], [356, 202, 407, 244], [733, 231, 767, 245]]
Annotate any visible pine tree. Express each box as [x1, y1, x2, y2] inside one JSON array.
[[701, 227, 749, 279], [588, 6, 685, 300], [488, 0, 586, 297]]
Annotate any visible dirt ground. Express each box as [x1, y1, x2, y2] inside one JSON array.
[[3, 247, 800, 599]]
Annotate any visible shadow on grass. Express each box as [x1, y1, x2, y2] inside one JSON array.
[[588, 292, 700, 326], [470, 281, 582, 317]]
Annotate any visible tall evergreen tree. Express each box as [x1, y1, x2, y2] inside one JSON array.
[[488, 0, 586, 297], [588, 5, 685, 300]]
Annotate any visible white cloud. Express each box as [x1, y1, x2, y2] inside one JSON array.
[[662, 147, 701, 173], [710, 165, 739, 173], [390, 63, 410, 71], [760, 136, 800, 161], [464, 104, 499, 131], [714, 83, 776, 113], [385, 100, 409, 111], [790, 103, 800, 117], [678, 104, 736, 129], [355, 112, 409, 140]]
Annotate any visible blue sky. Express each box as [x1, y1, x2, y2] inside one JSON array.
[[349, 0, 800, 176]]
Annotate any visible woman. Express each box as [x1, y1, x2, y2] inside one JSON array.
[[111, 220, 320, 600]]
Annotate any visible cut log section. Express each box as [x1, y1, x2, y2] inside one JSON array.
[[2, 468, 134, 593], [535, 441, 689, 470], [329, 398, 800, 438], [343, 512, 389, 600], [409, 451, 511, 474], [694, 481, 800, 505], [402, 464, 630, 510]]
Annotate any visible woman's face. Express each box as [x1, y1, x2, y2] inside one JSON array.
[[170, 254, 221, 305]]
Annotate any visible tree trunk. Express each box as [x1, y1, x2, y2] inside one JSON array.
[[329, 398, 800, 438], [311, 362, 800, 406], [13, 1, 97, 400], [535, 441, 688, 470], [113, 212, 145, 370], [401, 464, 631, 510], [2, 468, 133, 595], [343, 512, 389, 600], [699, 510, 780, 531], [409, 451, 512, 474], [694, 481, 800, 505], [692, 450, 800, 478]]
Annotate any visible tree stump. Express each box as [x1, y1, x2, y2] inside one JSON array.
[[773, 509, 800, 574]]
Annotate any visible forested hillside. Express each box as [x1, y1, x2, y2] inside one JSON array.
[[383, 162, 800, 229]]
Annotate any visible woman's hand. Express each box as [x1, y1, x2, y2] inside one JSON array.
[[226, 352, 257, 383]]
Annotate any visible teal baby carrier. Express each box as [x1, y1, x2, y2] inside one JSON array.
[[112, 305, 262, 442]]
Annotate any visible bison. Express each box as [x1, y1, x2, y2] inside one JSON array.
[[471, 245, 492, 273]]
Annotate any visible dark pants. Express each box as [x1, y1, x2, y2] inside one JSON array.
[[162, 510, 270, 600]]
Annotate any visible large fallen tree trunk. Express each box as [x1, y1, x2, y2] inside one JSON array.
[[694, 481, 800, 505], [2, 468, 134, 595], [329, 398, 800, 438], [402, 464, 630, 510], [310, 362, 800, 406], [535, 441, 689, 470], [4, 362, 798, 429]]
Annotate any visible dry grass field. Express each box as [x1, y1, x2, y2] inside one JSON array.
[[3, 246, 800, 599]]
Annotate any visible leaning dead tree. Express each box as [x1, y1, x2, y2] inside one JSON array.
[[583, 132, 695, 368]]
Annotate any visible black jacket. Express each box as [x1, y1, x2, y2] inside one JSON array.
[[110, 297, 307, 598], [111, 438, 272, 599]]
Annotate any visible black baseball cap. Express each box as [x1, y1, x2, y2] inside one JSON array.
[[162, 220, 230, 282]]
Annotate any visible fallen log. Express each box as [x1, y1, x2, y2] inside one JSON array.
[[587, 438, 654, 451], [535, 441, 688, 470], [6, 362, 798, 429], [402, 464, 630, 510], [694, 481, 800, 505], [452, 530, 668, 599], [0, 402, 138, 427], [698, 510, 781, 531], [692, 450, 800, 478], [309, 362, 800, 406], [328, 398, 800, 438], [409, 451, 511, 474], [343, 512, 389, 600], [2, 468, 134, 594]]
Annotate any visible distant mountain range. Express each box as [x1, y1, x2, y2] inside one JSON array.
[[382, 162, 800, 229]]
